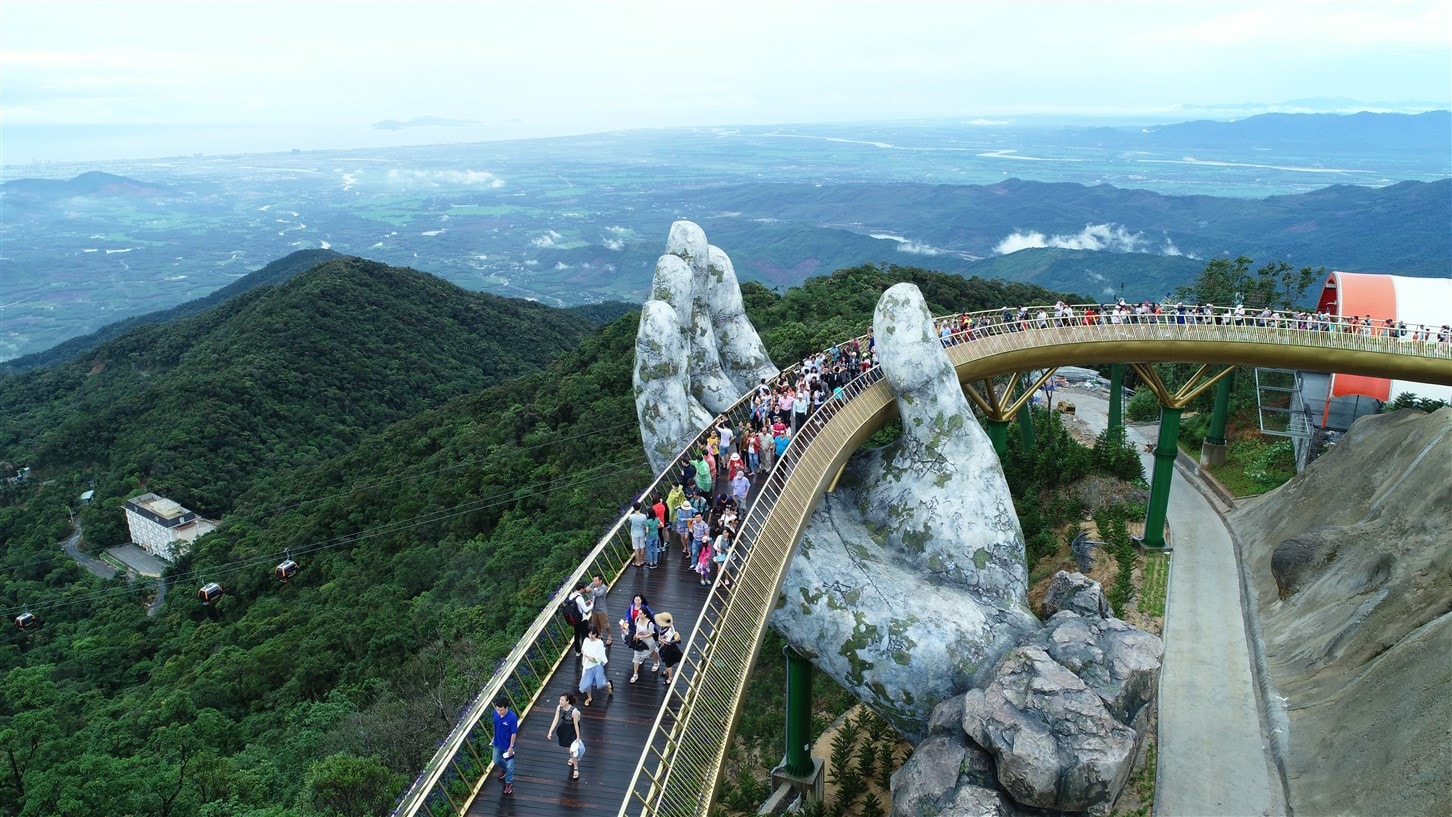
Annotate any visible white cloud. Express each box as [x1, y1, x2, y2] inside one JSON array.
[[384, 169, 504, 189], [602, 238, 625, 251], [531, 230, 564, 248], [896, 241, 942, 256], [554, 262, 571, 271], [993, 223, 1155, 255]]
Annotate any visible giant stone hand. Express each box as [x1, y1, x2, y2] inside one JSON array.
[[769, 283, 1039, 737], [634, 221, 777, 473]]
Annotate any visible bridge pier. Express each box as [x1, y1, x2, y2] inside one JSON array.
[[1142, 405, 1183, 548], [985, 419, 1010, 458], [1018, 405, 1036, 453], [1200, 372, 1234, 466], [1108, 363, 1125, 435], [770, 645, 824, 806]]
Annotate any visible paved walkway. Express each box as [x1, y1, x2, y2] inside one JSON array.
[[1064, 389, 1281, 817]]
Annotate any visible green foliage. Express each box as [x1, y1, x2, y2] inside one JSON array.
[[742, 262, 1083, 361], [303, 753, 405, 817], [0, 259, 1095, 817], [1174, 256, 1323, 309], [1093, 505, 1136, 617], [0, 256, 596, 517], [1126, 389, 1161, 422], [1140, 552, 1169, 619], [1383, 392, 1450, 414]]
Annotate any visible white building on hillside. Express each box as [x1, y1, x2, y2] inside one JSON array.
[[123, 493, 217, 561]]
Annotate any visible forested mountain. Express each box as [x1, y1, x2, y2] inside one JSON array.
[[0, 260, 1080, 816], [1, 250, 344, 374], [0, 255, 598, 518]]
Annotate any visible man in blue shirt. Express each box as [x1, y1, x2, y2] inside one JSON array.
[[492, 696, 519, 795]]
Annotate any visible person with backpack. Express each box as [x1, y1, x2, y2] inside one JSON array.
[[565, 582, 592, 656]]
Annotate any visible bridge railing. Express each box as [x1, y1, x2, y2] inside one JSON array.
[[399, 300, 1450, 817], [391, 368, 787, 816]]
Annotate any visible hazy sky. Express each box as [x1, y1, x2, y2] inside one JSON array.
[[3, 0, 1449, 162]]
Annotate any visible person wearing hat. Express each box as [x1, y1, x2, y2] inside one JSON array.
[[730, 466, 749, 505], [654, 612, 683, 684], [726, 451, 744, 482]]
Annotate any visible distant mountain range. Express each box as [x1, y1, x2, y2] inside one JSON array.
[[1, 110, 1446, 362]]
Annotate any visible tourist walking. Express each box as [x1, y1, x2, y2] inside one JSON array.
[[578, 627, 613, 705], [621, 606, 658, 683], [491, 696, 518, 795], [655, 612, 683, 684], [589, 575, 612, 645], [567, 582, 592, 656], [627, 501, 648, 567], [545, 693, 585, 780]]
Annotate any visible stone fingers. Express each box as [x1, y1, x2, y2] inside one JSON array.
[[706, 244, 779, 391]]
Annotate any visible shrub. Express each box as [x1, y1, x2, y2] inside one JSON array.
[[1126, 389, 1161, 422]]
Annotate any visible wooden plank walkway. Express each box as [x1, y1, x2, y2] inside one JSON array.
[[466, 517, 721, 816]]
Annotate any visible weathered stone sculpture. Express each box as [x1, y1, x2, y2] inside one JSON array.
[[633, 237, 1165, 814], [769, 284, 1039, 735], [634, 222, 776, 472]]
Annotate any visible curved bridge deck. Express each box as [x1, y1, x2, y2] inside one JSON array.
[[397, 308, 1452, 817]]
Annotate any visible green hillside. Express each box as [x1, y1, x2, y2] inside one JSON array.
[[0, 255, 598, 518], [0, 249, 344, 374], [0, 262, 1079, 817]]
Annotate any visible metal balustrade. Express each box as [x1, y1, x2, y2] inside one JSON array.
[[396, 302, 1452, 817]]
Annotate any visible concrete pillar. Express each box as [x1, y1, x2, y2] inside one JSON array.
[[1142, 406, 1183, 549], [1201, 372, 1233, 466], [781, 645, 814, 777], [1108, 364, 1125, 434], [1018, 405, 1036, 453], [770, 645, 825, 805], [985, 419, 1010, 459]]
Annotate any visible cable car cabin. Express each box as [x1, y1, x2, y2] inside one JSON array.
[[14, 612, 39, 631], [275, 559, 299, 583], [198, 582, 225, 605]]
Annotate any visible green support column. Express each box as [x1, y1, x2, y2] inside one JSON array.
[[985, 419, 1010, 459], [1108, 364, 1125, 434], [1201, 372, 1233, 466], [1018, 405, 1036, 453], [782, 645, 815, 777], [1142, 405, 1183, 549]]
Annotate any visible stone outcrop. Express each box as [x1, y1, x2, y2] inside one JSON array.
[[634, 222, 777, 472], [1022, 611, 1163, 729], [771, 284, 1038, 736], [893, 575, 1159, 816], [1040, 571, 1110, 620], [962, 647, 1137, 813], [1231, 407, 1452, 817]]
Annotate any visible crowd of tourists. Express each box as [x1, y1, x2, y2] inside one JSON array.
[[927, 300, 1451, 346], [490, 295, 1451, 798]]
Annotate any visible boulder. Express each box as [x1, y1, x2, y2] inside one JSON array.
[[1023, 612, 1163, 728], [1040, 571, 1110, 619], [889, 736, 969, 816], [962, 647, 1137, 813], [1268, 528, 1340, 599]]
